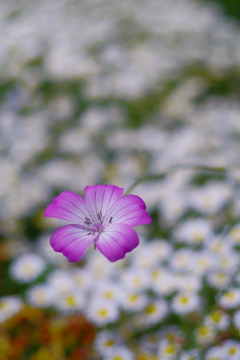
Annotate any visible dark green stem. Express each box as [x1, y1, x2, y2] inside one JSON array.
[[125, 163, 232, 195]]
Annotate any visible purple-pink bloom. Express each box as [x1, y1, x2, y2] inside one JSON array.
[[44, 185, 152, 262]]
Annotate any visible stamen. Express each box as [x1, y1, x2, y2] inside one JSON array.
[[109, 217, 113, 224]]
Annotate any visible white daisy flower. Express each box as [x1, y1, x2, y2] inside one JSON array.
[[170, 249, 195, 273], [173, 218, 212, 245], [233, 310, 240, 331], [204, 310, 230, 331], [179, 349, 200, 360], [189, 182, 232, 215], [55, 290, 86, 313], [172, 293, 200, 315], [94, 330, 120, 356], [151, 240, 173, 262], [159, 194, 187, 223], [26, 284, 55, 308], [131, 244, 159, 269], [120, 290, 148, 312], [152, 272, 177, 296], [216, 252, 239, 274], [157, 340, 180, 360], [175, 274, 202, 293], [71, 268, 93, 290], [0, 296, 23, 322], [121, 269, 150, 293], [222, 339, 240, 359], [87, 300, 119, 325], [47, 270, 75, 295], [10, 253, 46, 283], [206, 237, 232, 255], [140, 299, 168, 325], [218, 289, 240, 309], [105, 346, 134, 360], [205, 345, 224, 360], [228, 224, 240, 245], [206, 272, 231, 289], [195, 325, 216, 346], [191, 252, 215, 276], [95, 281, 122, 304]]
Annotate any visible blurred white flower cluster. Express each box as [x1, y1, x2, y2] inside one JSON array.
[[1, 0, 240, 359]]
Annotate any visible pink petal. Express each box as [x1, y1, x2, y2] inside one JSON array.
[[84, 185, 124, 220], [106, 195, 152, 226], [96, 223, 139, 262], [44, 191, 90, 224], [50, 225, 95, 262]]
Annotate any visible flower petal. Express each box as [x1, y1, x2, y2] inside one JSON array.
[[44, 191, 90, 224], [50, 225, 95, 262], [84, 185, 124, 221], [96, 223, 139, 262], [105, 195, 152, 226]]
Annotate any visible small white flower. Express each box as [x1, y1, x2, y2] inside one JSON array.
[[87, 300, 119, 325], [204, 310, 230, 331], [205, 345, 224, 360], [105, 346, 134, 360], [222, 339, 240, 359], [206, 237, 232, 255], [206, 272, 231, 289], [170, 249, 195, 273], [172, 293, 200, 315], [159, 194, 187, 223], [195, 325, 216, 346], [152, 273, 177, 296], [121, 269, 150, 293], [233, 310, 240, 331], [189, 182, 232, 215], [216, 252, 239, 274], [95, 281, 122, 304], [47, 270, 75, 295], [173, 218, 212, 245], [228, 224, 240, 244], [218, 289, 240, 309], [0, 296, 23, 322], [120, 290, 148, 312], [71, 268, 93, 290], [151, 240, 173, 262], [158, 340, 180, 360], [10, 253, 46, 283], [94, 330, 120, 356], [140, 300, 168, 325], [179, 349, 200, 360], [26, 284, 55, 308], [175, 275, 202, 293], [55, 290, 86, 313], [192, 252, 215, 276]]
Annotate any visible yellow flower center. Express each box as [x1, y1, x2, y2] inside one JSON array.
[[66, 296, 76, 307], [193, 231, 203, 243], [23, 264, 33, 275], [225, 292, 235, 300], [179, 296, 189, 304], [145, 304, 157, 314], [0, 301, 7, 310], [105, 339, 115, 347], [104, 291, 113, 299], [210, 311, 221, 323], [129, 294, 138, 302], [99, 309, 107, 316], [165, 345, 176, 354]]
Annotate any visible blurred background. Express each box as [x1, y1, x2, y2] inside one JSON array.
[[1, 0, 240, 359]]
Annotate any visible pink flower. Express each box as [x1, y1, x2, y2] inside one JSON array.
[[44, 185, 152, 262]]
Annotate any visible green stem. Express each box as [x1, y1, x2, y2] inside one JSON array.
[[125, 163, 231, 195]]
